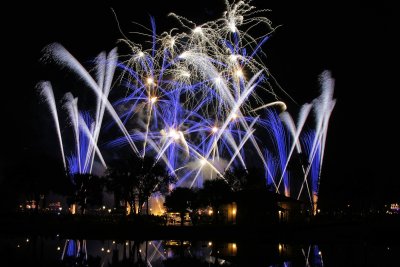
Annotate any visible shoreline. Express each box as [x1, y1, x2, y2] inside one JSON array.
[[1, 213, 399, 243]]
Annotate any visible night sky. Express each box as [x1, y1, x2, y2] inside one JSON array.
[[1, 0, 398, 209]]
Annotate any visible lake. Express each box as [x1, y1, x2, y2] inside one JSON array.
[[0, 235, 398, 266]]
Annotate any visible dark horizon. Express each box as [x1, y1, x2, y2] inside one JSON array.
[[1, 0, 398, 209]]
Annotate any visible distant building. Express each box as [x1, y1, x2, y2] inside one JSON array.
[[162, 187, 307, 226], [234, 188, 307, 225], [20, 200, 37, 211], [48, 201, 62, 212], [388, 203, 399, 214]]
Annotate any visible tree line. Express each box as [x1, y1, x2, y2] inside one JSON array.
[[1, 151, 269, 222]]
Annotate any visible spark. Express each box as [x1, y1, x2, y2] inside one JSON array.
[[234, 69, 243, 78], [150, 96, 158, 104], [193, 26, 203, 34], [37, 81, 66, 170], [146, 77, 154, 85]]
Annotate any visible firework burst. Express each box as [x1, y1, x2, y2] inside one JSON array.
[[38, 0, 335, 212]]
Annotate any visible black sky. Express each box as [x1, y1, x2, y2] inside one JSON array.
[[2, 0, 398, 208]]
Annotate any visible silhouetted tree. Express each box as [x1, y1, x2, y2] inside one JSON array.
[[224, 168, 248, 192], [224, 167, 266, 191], [199, 178, 232, 223], [70, 173, 104, 214], [105, 159, 139, 214], [135, 156, 173, 215], [164, 187, 196, 226], [2, 151, 67, 212], [106, 155, 173, 215]]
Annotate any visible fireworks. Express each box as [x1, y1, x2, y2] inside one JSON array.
[[37, 0, 335, 212]]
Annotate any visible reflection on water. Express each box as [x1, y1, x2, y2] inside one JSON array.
[[0, 235, 398, 266]]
